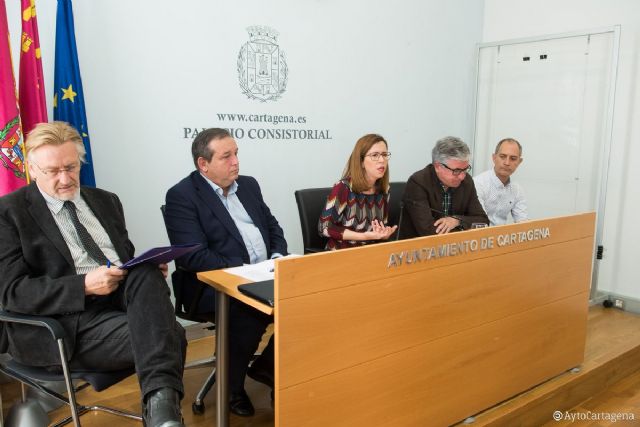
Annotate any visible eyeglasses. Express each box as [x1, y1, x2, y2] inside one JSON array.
[[33, 162, 80, 177], [364, 152, 392, 161], [439, 162, 471, 176]]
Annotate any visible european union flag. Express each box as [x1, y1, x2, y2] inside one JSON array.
[[53, 0, 95, 186]]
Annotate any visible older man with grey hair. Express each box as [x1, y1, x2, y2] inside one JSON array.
[[399, 136, 489, 239], [0, 122, 186, 427]]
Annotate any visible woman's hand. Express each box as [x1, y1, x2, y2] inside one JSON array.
[[365, 219, 398, 240]]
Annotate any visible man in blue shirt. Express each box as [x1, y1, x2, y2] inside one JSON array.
[[165, 128, 287, 416]]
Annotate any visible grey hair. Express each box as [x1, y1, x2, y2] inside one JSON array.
[[191, 128, 232, 169], [495, 138, 522, 156], [431, 136, 470, 164]]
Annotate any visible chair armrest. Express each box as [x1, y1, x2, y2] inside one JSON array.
[[304, 247, 325, 254], [0, 309, 67, 340]]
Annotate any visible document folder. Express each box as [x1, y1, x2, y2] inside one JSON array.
[[238, 279, 274, 307], [120, 243, 201, 269]]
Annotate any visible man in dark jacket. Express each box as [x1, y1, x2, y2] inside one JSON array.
[[0, 122, 186, 427], [164, 128, 286, 416], [400, 136, 489, 239]]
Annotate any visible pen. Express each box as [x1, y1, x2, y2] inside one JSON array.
[[107, 260, 111, 268]]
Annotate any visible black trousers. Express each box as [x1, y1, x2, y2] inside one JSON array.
[[228, 298, 273, 393], [67, 264, 187, 399], [192, 285, 273, 394]]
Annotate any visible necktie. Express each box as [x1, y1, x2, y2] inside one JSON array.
[[63, 201, 110, 265]]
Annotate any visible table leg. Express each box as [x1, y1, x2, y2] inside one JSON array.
[[215, 290, 229, 427]]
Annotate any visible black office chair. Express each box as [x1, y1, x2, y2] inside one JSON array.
[[294, 187, 331, 253], [0, 310, 141, 427], [388, 181, 407, 240], [160, 205, 216, 415]]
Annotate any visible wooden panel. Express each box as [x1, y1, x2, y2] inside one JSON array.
[[35, 305, 640, 427], [277, 237, 592, 388], [466, 306, 640, 426], [278, 294, 588, 427], [276, 213, 595, 299], [274, 213, 596, 427]]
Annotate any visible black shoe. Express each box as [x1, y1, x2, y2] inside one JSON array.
[[230, 390, 255, 417], [247, 363, 274, 389], [143, 387, 184, 427]]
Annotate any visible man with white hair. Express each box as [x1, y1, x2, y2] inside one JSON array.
[[0, 121, 186, 427]]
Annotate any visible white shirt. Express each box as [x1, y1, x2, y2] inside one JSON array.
[[40, 189, 122, 274], [474, 169, 528, 226]]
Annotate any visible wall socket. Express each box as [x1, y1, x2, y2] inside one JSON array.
[[614, 298, 625, 309]]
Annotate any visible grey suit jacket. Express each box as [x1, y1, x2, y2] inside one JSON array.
[[0, 182, 134, 366]]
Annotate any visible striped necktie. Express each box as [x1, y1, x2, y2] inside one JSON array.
[[63, 201, 110, 265]]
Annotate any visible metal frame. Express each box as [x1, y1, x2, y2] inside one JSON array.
[[470, 26, 621, 300], [0, 311, 142, 427], [215, 290, 230, 427]]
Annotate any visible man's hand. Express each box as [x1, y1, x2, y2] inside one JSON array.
[[158, 263, 168, 278], [85, 266, 128, 296], [434, 217, 460, 234]]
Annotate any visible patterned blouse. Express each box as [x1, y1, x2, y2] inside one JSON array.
[[318, 178, 390, 250]]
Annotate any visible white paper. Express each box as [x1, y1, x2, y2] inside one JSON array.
[[223, 254, 301, 282]]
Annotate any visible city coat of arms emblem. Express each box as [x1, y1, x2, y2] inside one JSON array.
[[0, 117, 26, 180], [237, 26, 288, 102]]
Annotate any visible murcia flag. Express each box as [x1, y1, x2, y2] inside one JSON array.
[[19, 0, 47, 136], [0, 0, 28, 196]]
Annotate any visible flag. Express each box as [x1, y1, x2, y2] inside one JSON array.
[[19, 0, 47, 136], [53, 0, 95, 186], [0, 0, 28, 196]]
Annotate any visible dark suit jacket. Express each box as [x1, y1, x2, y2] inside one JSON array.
[[164, 172, 287, 314], [400, 164, 489, 239], [0, 183, 134, 366]]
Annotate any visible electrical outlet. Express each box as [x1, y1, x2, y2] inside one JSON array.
[[614, 299, 624, 309]]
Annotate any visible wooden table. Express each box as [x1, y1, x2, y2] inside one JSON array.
[[196, 269, 273, 427]]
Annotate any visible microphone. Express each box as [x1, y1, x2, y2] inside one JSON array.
[[394, 202, 404, 241], [429, 207, 471, 229]]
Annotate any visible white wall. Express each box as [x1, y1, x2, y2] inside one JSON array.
[[6, 0, 484, 256], [483, 0, 640, 299], [9, 1, 633, 301]]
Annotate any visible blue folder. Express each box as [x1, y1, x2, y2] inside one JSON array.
[[119, 243, 201, 269]]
